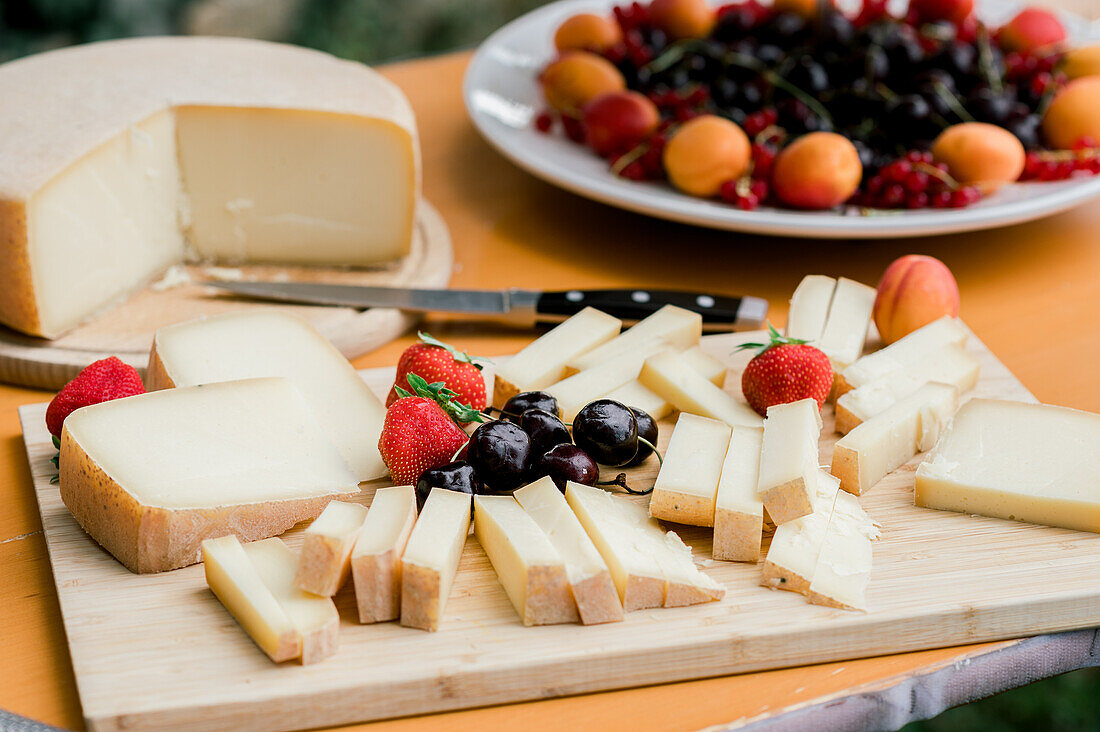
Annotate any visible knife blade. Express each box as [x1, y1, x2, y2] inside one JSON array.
[[204, 282, 769, 331]]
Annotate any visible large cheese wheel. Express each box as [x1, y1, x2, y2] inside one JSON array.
[[0, 37, 420, 338]]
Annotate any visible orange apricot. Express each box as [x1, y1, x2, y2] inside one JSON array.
[[1063, 45, 1100, 80], [771, 132, 862, 209], [540, 52, 626, 114], [554, 13, 623, 52], [649, 0, 716, 39], [874, 255, 960, 345], [931, 122, 1025, 192], [1041, 76, 1100, 150], [662, 115, 751, 198]]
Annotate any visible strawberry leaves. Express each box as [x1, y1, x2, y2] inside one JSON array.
[[395, 373, 486, 425], [417, 331, 484, 370], [736, 322, 810, 356], [50, 434, 60, 484]]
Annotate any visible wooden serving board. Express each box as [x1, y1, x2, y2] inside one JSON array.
[[19, 328, 1100, 732], [0, 201, 453, 390]]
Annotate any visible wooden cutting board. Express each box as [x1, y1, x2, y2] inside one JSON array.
[[19, 328, 1100, 732], [0, 200, 452, 390]]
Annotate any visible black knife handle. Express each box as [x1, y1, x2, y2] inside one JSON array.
[[535, 289, 767, 332]]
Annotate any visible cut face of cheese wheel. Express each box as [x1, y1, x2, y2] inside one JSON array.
[[547, 342, 673, 421], [757, 398, 823, 525], [567, 305, 702, 373], [786, 275, 836, 343], [473, 495, 578, 626], [400, 488, 471, 631], [760, 471, 840, 596], [808, 491, 878, 612], [915, 399, 1100, 533], [640, 350, 763, 428], [295, 500, 368, 597], [713, 426, 765, 562], [831, 382, 959, 496], [351, 486, 418, 624], [835, 342, 980, 434], [604, 379, 672, 420], [148, 310, 388, 480], [649, 414, 731, 527], [513, 477, 622, 625], [0, 37, 419, 338], [838, 317, 968, 395], [494, 307, 621, 408], [679, 345, 728, 387], [817, 277, 876, 371], [59, 377, 359, 574]]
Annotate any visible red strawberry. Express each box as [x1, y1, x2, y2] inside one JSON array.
[[739, 325, 833, 416], [385, 332, 487, 417], [379, 374, 484, 485], [46, 357, 145, 437]]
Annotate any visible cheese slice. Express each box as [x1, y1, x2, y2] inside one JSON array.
[[59, 377, 359, 573], [400, 488, 471, 631], [713, 426, 765, 562], [0, 37, 419, 338], [351, 486, 418, 624], [831, 382, 959, 496], [786, 275, 836, 343], [148, 310, 388, 480], [295, 500, 368, 597], [564, 482, 665, 611], [677, 345, 728, 387], [817, 277, 876, 370], [202, 535, 299, 663], [761, 471, 840, 595], [640, 350, 763, 428], [915, 399, 1100, 532], [807, 491, 879, 611], [835, 342, 980, 434], [605, 379, 673, 420], [514, 477, 623, 625], [242, 538, 340, 665], [474, 495, 578, 626], [649, 414, 732, 526], [547, 341, 672, 421], [494, 307, 621, 407], [837, 316, 969, 395], [757, 398, 822, 525], [567, 305, 702, 373]]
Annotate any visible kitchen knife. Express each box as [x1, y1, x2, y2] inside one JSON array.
[[204, 282, 769, 332]]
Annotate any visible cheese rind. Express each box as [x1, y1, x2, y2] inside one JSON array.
[[786, 275, 836, 343], [474, 495, 578, 626], [400, 488, 471, 631], [514, 477, 623, 625], [649, 414, 731, 526], [494, 307, 621, 407], [914, 399, 1100, 532], [761, 471, 839, 595], [713, 426, 765, 562], [757, 398, 822, 525], [295, 500, 368, 597], [831, 382, 959, 496], [568, 305, 702, 372], [148, 309, 389, 480], [60, 377, 359, 573], [817, 277, 876, 370], [640, 350, 763, 428], [838, 316, 968, 394], [351, 486, 418, 623]]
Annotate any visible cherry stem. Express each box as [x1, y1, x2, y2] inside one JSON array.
[[637, 437, 662, 466], [450, 440, 469, 463], [596, 472, 654, 495]]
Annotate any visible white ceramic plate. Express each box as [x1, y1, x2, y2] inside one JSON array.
[[463, 0, 1100, 238]]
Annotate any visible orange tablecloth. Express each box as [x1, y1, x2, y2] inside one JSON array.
[[2, 49, 1100, 731]]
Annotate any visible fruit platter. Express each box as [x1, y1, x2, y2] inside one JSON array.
[[464, 0, 1100, 237]]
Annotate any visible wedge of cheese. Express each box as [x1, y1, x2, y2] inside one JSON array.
[[831, 382, 959, 496], [494, 307, 621, 407], [808, 491, 879, 611], [351, 486, 418, 624], [761, 471, 840, 595], [605, 379, 673, 420], [0, 37, 419, 338], [649, 414, 732, 526], [915, 400, 1100, 532], [837, 316, 969, 395], [60, 377, 359, 573], [514, 477, 623, 625], [547, 341, 673, 421], [148, 310, 388, 480], [817, 277, 876, 371], [757, 398, 822, 524], [203, 535, 339, 665], [786, 275, 836, 342], [567, 305, 702, 373], [640, 350, 763, 428], [295, 500, 368, 597], [713, 426, 765, 562], [474, 495, 578, 626], [400, 488, 471, 631], [835, 342, 980, 434], [565, 482, 666, 611], [679, 345, 728, 387]]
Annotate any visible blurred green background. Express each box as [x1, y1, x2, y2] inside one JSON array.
[[1, 0, 1097, 729]]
